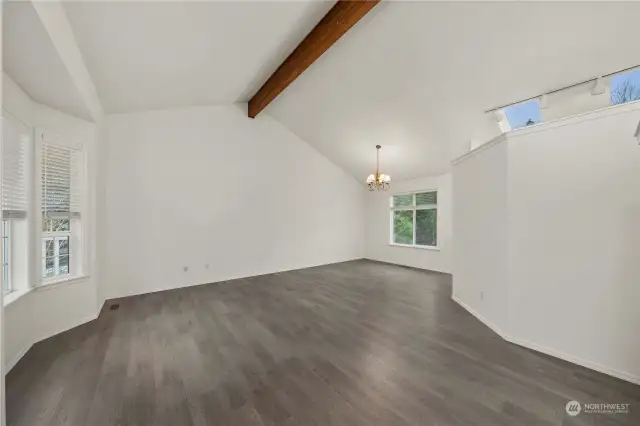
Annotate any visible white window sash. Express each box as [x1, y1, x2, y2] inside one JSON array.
[[389, 190, 438, 247], [37, 129, 85, 283], [3, 221, 11, 293]]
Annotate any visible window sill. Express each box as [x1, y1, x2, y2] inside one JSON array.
[[3, 288, 33, 307], [389, 243, 440, 251], [2, 275, 90, 305], [36, 275, 90, 292]]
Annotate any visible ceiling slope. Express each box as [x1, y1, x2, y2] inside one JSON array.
[[248, 0, 379, 118], [266, 1, 640, 181], [3, 2, 92, 121], [62, 1, 335, 114]]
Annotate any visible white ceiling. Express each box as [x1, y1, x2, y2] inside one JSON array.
[[267, 1, 640, 181], [3, 2, 92, 120], [8, 1, 640, 181], [62, 1, 334, 113]]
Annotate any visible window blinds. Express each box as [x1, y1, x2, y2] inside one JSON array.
[[41, 139, 83, 219], [392, 191, 437, 208], [2, 116, 28, 220], [415, 191, 437, 206], [392, 194, 413, 207]]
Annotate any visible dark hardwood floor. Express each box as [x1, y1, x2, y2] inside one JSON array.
[[6, 260, 640, 425]]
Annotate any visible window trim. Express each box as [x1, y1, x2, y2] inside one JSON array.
[[2, 113, 31, 296], [389, 190, 439, 249], [36, 274, 89, 291], [36, 129, 87, 286], [2, 220, 11, 293], [41, 233, 71, 282], [388, 242, 441, 251]]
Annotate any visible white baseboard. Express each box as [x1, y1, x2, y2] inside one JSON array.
[[451, 295, 640, 386], [507, 336, 640, 386], [364, 257, 450, 274], [5, 309, 102, 374], [36, 310, 101, 344], [451, 295, 508, 338], [5, 344, 33, 374], [106, 257, 365, 300]]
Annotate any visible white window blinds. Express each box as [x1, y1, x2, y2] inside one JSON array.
[[2, 116, 29, 220], [41, 138, 83, 219], [415, 191, 437, 207]]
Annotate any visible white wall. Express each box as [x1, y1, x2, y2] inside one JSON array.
[[104, 105, 364, 299], [364, 174, 452, 273], [508, 101, 640, 383], [540, 79, 611, 122], [94, 117, 107, 310], [452, 136, 509, 330], [2, 73, 101, 372], [452, 102, 640, 384], [469, 112, 505, 151]]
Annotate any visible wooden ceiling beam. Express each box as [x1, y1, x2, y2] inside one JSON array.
[[248, 0, 380, 118]]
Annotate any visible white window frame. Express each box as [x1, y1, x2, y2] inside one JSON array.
[[389, 190, 439, 250], [2, 112, 32, 299], [41, 229, 72, 281], [36, 129, 87, 286], [2, 220, 11, 293]]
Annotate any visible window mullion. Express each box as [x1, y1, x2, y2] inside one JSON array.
[[391, 209, 399, 244], [412, 208, 417, 245], [43, 230, 71, 238], [41, 239, 46, 278], [54, 237, 60, 276]]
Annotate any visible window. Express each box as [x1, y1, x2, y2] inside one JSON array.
[[610, 69, 640, 105], [504, 99, 542, 130], [390, 191, 437, 247], [42, 219, 71, 278], [40, 135, 84, 282], [2, 114, 29, 293]]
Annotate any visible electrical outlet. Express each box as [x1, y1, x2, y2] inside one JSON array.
[[480, 291, 484, 301]]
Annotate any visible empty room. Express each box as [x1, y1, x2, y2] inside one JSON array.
[[1, 1, 639, 425]]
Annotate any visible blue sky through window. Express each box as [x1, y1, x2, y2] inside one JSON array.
[[610, 70, 640, 104], [504, 99, 541, 130], [501, 69, 640, 131]]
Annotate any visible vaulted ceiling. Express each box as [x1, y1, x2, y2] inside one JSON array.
[[5, 1, 640, 181], [62, 1, 334, 113], [3, 2, 91, 120], [267, 1, 640, 180]]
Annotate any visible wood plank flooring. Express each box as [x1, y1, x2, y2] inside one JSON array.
[[6, 260, 640, 425]]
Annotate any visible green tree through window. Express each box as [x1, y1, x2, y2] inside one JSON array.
[[416, 209, 437, 246], [391, 191, 437, 247], [393, 211, 413, 244]]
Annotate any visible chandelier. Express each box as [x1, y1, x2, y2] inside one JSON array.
[[366, 145, 391, 191]]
